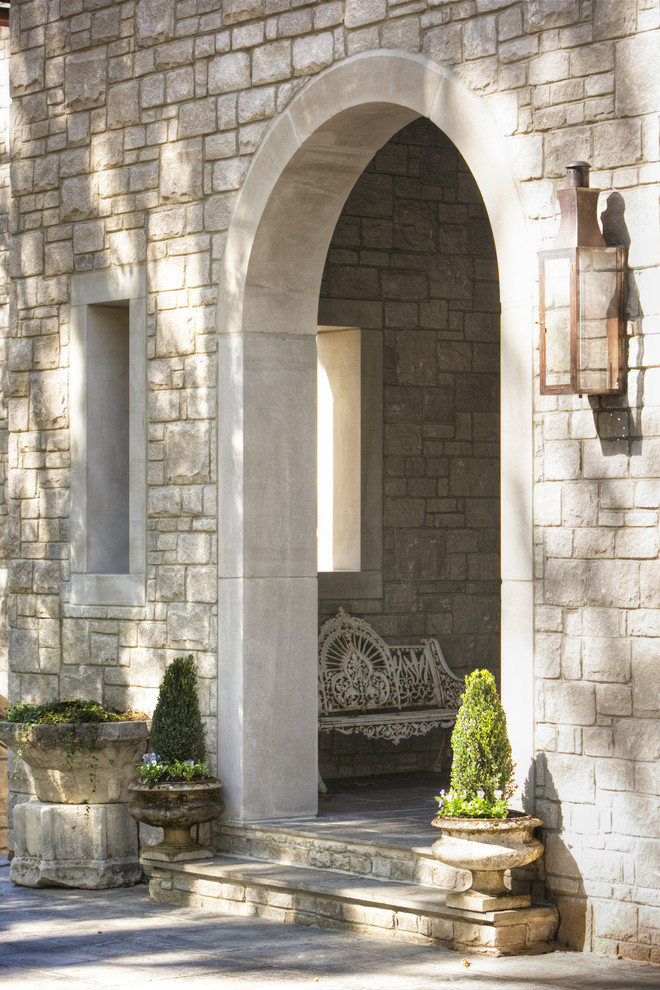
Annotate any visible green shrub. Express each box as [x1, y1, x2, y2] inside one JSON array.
[[435, 669, 515, 819], [150, 655, 207, 765]]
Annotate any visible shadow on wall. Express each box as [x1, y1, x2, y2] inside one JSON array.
[[525, 752, 588, 951], [590, 192, 645, 448], [0, 693, 7, 855]]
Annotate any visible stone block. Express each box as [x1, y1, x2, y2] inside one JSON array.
[[615, 32, 660, 117], [582, 637, 630, 682], [582, 726, 614, 757], [186, 567, 217, 604], [450, 458, 498, 497], [596, 684, 632, 718], [573, 528, 614, 559], [209, 52, 251, 94], [345, 0, 387, 29], [293, 33, 334, 76], [543, 441, 581, 481], [156, 566, 185, 602], [167, 603, 210, 649], [11, 800, 141, 889], [640, 560, 660, 608], [544, 752, 595, 803], [253, 41, 292, 84], [179, 99, 217, 138], [65, 50, 106, 109], [615, 528, 658, 559], [165, 423, 211, 485], [160, 141, 203, 203], [177, 533, 211, 565], [588, 560, 640, 608], [631, 641, 660, 715], [60, 175, 96, 223], [107, 80, 140, 130], [634, 839, 660, 890], [592, 896, 638, 942], [136, 0, 175, 46], [544, 559, 588, 607], [614, 719, 660, 762], [544, 680, 596, 726], [422, 24, 463, 65], [59, 667, 104, 701]]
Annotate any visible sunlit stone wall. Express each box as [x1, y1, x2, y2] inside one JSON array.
[[3, 0, 659, 959]]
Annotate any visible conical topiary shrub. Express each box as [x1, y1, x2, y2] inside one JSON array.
[[435, 668, 515, 818], [150, 654, 207, 765], [128, 654, 223, 860]]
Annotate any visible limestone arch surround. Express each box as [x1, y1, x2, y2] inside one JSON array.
[[217, 52, 534, 822]]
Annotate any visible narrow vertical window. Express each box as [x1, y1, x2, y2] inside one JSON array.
[[71, 267, 146, 606], [86, 304, 130, 574], [317, 327, 361, 573]]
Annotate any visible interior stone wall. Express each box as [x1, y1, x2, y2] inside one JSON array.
[[318, 119, 500, 779]]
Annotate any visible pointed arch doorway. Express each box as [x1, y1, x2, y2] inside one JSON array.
[[217, 52, 534, 823]]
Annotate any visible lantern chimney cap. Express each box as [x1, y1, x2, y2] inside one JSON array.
[[565, 161, 591, 188]]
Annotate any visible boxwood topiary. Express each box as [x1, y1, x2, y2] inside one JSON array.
[[449, 668, 515, 804], [150, 654, 207, 765]]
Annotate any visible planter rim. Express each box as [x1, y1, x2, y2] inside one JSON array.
[[0, 719, 149, 744], [432, 813, 542, 831], [129, 778, 222, 792]]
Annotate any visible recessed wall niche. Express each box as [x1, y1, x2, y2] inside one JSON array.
[[70, 267, 146, 606]]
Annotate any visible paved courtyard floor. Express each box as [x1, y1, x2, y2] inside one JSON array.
[[1, 859, 658, 990]]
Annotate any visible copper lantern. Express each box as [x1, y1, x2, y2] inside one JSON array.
[[539, 162, 625, 395]]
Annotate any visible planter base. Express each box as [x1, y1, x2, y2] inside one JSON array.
[[446, 889, 531, 912], [11, 799, 141, 889], [141, 826, 215, 863]]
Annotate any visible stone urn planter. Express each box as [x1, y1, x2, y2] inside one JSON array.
[[0, 718, 149, 889], [128, 778, 224, 861], [0, 720, 149, 804], [431, 812, 544, 911]]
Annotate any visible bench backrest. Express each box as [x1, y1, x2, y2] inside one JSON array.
[[318, 609, 463, 715]]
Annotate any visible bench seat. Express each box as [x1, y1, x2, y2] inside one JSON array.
[[318, 609, 464, 749]]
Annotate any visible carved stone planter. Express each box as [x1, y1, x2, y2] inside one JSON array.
[[431, 813, 544, 912], [128, 779, 224, 862], [0, 720, 149, 804], [1, 720, 149, 889]]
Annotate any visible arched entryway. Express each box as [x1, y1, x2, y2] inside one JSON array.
[[217, 52, 533, 823]]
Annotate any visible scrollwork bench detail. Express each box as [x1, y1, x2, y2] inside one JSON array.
[[318, 608, 464, 759]]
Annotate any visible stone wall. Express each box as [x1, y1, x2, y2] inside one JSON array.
[[4, 0, 660, 958], [0, 23, 9, 858]]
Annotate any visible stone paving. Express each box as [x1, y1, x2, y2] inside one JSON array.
[[1, 859, 658, 990]]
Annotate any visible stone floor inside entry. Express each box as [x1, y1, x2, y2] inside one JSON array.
[[283, 772, 446, 849]]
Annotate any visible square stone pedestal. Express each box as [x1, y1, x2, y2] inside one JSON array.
[[10, 798, 142, 888]]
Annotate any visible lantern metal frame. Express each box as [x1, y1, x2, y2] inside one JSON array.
[[539, 162, 626, 396]]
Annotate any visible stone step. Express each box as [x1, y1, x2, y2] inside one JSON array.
[[147, 853, 558, 957], [215, 819, 468, 890]]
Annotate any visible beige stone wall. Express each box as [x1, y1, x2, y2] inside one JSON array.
[[0, 23, 10, 856], [5, 0, 660, 958]]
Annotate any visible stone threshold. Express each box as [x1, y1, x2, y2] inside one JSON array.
[[146, 853, 558, 956]]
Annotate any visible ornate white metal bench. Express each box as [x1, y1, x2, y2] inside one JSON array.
[[318, 609, 464, 784]]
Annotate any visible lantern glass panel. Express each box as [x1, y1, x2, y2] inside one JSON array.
[[543, 254, 572, 389], [577, 247, 621, 393]]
